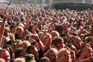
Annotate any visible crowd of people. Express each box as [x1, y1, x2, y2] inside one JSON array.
[[0, 7, 93, 62]]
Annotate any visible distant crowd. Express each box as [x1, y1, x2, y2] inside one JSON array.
[[0, 7, 93, 62]]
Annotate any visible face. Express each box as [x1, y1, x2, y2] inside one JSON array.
[[48, 51, 57, 62], [0, 50, 10, 62], [56, 42, 64, 49], [43, 34, 52, 45], [16, 28, 22, 35], [11, 27, 16, 33]]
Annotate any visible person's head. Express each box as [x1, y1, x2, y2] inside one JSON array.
[[62, 21, 69, 32], [40, 57, 50, 62], [16, 26, 24, 36], [56, 48, 72, 62], [15, 47, 24, 58], [0, 49, 10, 62], [14, 57, 25, 62], [72, 36, 82, 49], [26, 45, 38, 60], [44, 48, 58, 62], [52, 36, 65, 49], [50, 30, 60, 39], [4, 27, 10, 37], [43, 33, 52, 45], [54, 24, 63, 34], [25, 54, 36, 62], [10, 23, 16, 33], [85, 36, 93, 43]]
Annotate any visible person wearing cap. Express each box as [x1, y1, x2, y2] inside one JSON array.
[[15, 26, 24, 39]]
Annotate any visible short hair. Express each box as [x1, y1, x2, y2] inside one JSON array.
[[15, 47, 24, 58], [52, 36, 64, 46], [26, 46, 35, 54], [25, 54, 35, 61]]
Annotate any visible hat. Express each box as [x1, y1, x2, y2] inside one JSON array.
[[17, 26, 24, 32], [18, 23, 25, 28]]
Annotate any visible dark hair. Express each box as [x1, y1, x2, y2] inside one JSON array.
[[15, 47, 24, 58], [54, 24, 63, 34], [52, 36, 64, 46], [25, 54, 34, 62], [26, 46, 35, 54]]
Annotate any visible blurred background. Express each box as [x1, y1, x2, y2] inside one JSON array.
[[1, 0, 93, 10], [6, 0, 93, 4]]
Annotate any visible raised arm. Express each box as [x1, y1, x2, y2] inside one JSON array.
[[87, 9, 93, 36], [0, 14, 7, 47]]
